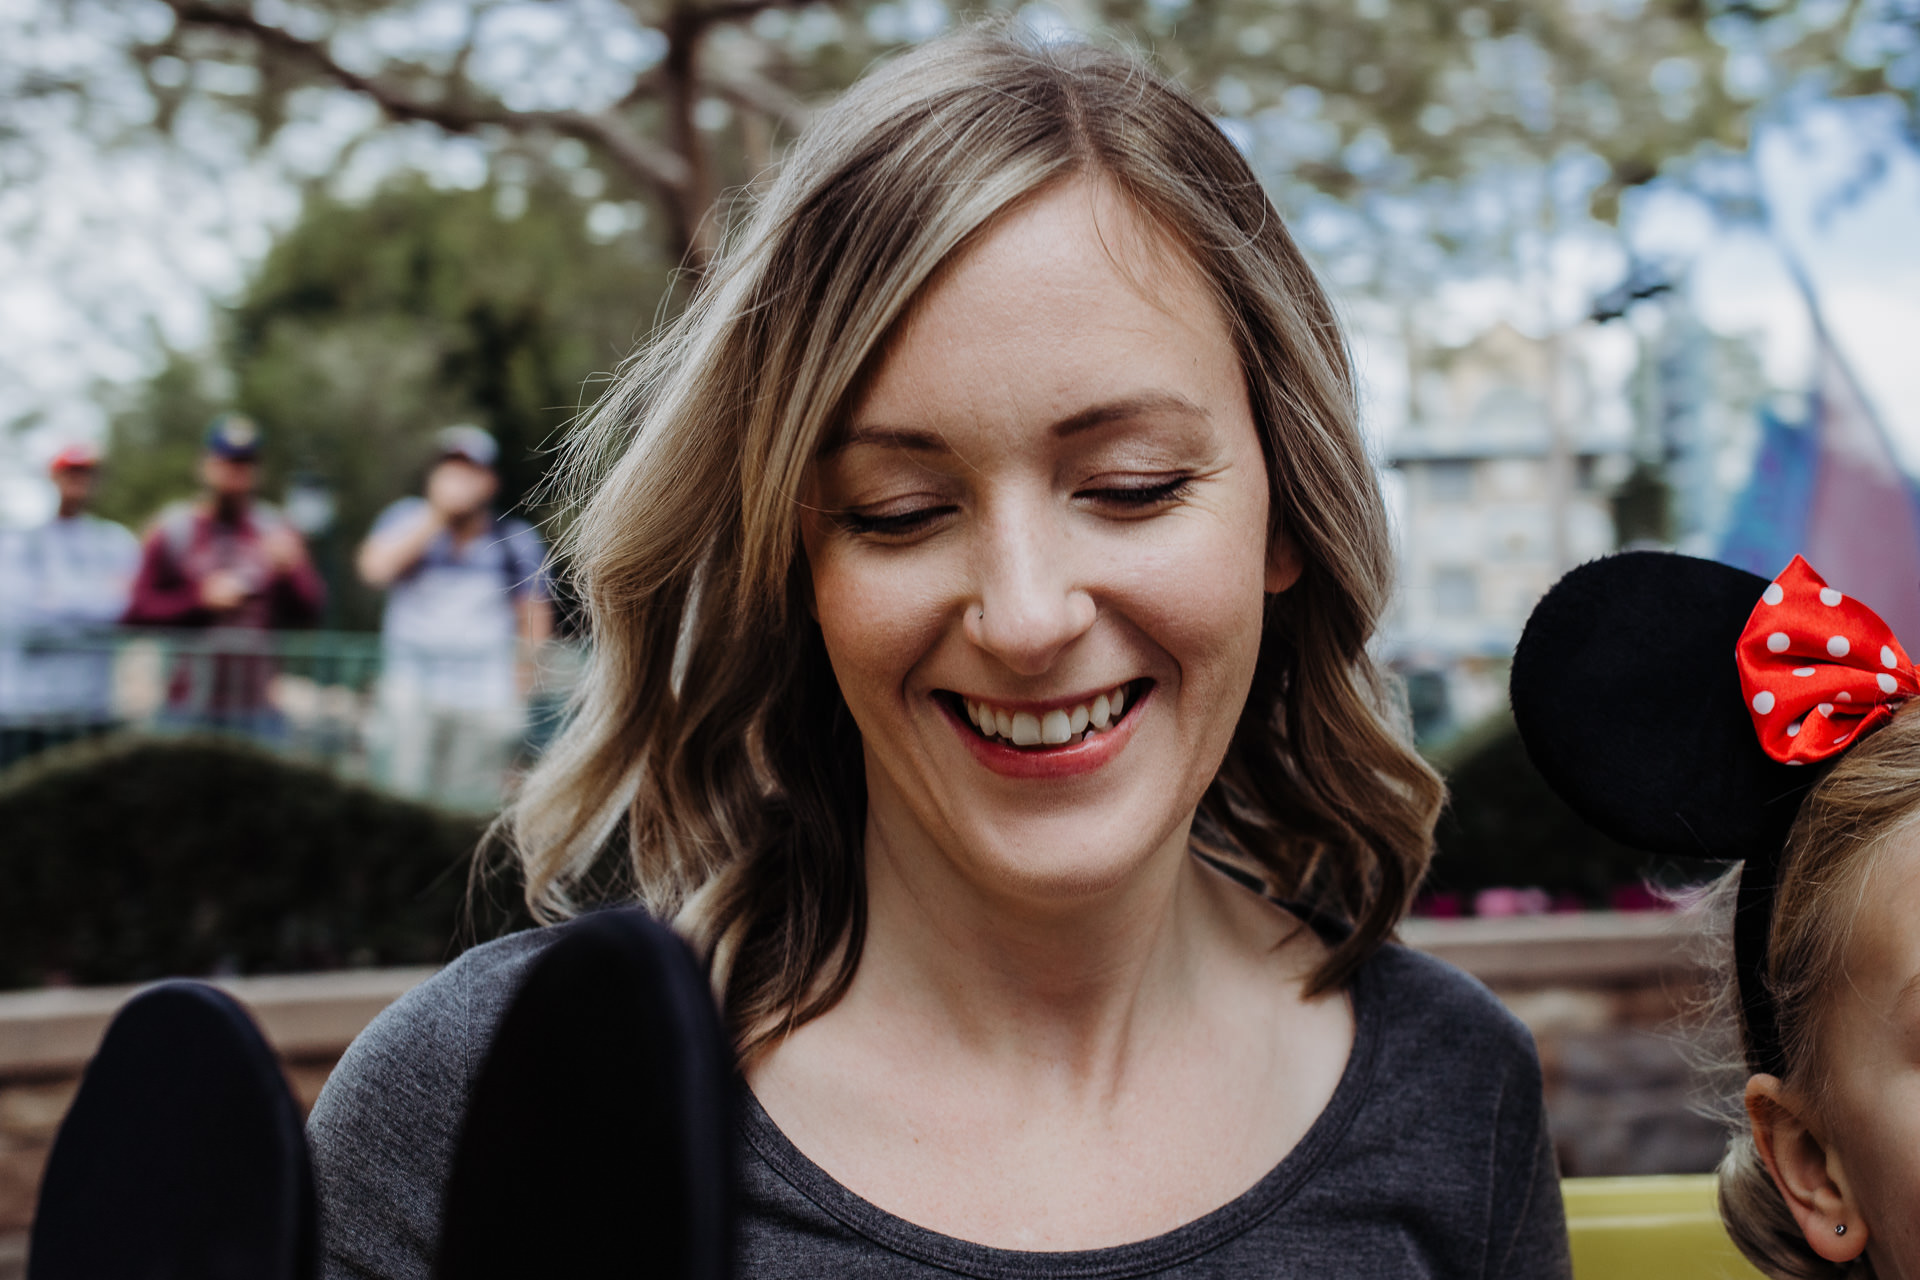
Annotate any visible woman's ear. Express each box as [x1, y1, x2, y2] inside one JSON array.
[[1745, 1075, 1870, 1263], [1265, 531, 1304, 594]]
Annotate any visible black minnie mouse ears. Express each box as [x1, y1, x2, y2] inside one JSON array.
[[1511, 550, 1830, 1078], [1511, 550, 1819, 862]]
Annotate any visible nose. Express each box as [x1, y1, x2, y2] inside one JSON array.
[[963, 513, 1097, 676]]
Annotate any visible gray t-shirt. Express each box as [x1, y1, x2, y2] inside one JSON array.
[[308, 922, 1570, 1279]]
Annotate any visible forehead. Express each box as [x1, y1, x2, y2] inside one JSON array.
[[841, 178, 1240, 456], [1839, 825, 1920, 1012]]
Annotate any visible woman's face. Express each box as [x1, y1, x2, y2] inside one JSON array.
[[800, 178, 1298, 903]]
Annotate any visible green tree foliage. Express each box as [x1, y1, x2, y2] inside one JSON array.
[[103, 174, 670, 628], [93, 350, 228, 532]]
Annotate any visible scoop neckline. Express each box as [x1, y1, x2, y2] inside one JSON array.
[[737, 951, 1384, 1280]]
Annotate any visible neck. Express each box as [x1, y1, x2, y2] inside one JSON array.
[[56, 500, 84, 520], [210, 493, 249, 523], [849, 801, 1216, 1092]]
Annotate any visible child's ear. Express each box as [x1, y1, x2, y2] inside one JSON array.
[[1746, 1075, 1870, 1263], [1265, 531, 1303, 595]]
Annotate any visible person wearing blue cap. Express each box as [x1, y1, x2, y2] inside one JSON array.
[[123, 414, 326, 725], [357, 424, 551, 808]]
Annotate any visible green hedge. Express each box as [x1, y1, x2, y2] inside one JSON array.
[[0, 713, 1707, 988], [0, 735, 530, 990], [1425, 709, 1713, 905]]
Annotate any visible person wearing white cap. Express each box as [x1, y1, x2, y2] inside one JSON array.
[[0, 442, 141, 767], [358, 425, 552, 808]]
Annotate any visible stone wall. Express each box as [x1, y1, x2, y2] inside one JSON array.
[[0, 913, 1728, 1277]]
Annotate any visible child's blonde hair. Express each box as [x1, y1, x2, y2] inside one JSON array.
[[1714, 705, 1920, 1278]]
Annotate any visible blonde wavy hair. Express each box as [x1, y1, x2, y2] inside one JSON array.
[[506, 28, 1444, 1059], [1708, 706, 1920, 1279]]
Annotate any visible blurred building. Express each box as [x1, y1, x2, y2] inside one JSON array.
[[1383, 322, 1632, 740], [1629, 303, 1766, 556]]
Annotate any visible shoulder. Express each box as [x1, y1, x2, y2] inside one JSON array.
[[494, 513, 539, 537], [372, 497, 430, 532], [1361, 941, 1541, 1080], [1317, 944, 1567, 1275], [494, 515, 546, 556], [82, 515, 139, 553], [312, 926, 559, 1130], [246, 501, 289, 532], [307, 927, 562, 1277], [149, 501, 199, 537], [145, 501, 207, 550]]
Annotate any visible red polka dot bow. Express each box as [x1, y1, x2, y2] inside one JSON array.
[[1737, 555, 1919, 765]]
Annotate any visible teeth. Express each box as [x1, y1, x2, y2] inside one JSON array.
[[963, 684, 1134, 747]]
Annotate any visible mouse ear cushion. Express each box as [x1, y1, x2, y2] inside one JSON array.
[[1510, 551, 1818, 865]]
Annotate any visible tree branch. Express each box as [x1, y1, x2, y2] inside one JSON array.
[[709, 66, 811, 130], [162, 0, 693, 193], [688, 0, 813, 30]]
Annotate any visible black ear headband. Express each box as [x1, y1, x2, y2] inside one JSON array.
[[1509, 551, 1828, 1079]]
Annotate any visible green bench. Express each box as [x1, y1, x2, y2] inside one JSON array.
[[1565, 1175, 1764, 1278]]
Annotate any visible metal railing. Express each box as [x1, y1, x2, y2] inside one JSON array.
[[0, 629, 586, 810]]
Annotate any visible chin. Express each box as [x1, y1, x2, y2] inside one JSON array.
[[956, 819, 1183, 903]]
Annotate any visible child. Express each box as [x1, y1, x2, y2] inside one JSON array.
[[1512, 551, 1920, 1279]]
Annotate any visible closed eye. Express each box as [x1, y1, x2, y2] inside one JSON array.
[[1078, 475, 1195, 509], [834, 504, 956, 538]]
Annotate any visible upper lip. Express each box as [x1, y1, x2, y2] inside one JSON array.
[[940, 681, 1142, 714]]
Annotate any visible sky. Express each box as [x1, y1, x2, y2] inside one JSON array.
[[5, 18, 1920, 526]]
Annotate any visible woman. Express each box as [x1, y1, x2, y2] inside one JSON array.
[[310, 29, 1569, 1277]]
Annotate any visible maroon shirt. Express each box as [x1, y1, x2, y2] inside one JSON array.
[[124, 501, 324, 630], [123, 502, 325, 715]]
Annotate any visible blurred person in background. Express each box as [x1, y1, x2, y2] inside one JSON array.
[[0, 443, 141, 768], [124, 414, 326, 729], [357, 424, 551, 810]]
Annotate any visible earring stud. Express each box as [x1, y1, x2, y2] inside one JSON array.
[[1836, 1223, 1848, 1237]]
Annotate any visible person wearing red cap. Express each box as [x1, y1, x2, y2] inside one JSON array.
[[122, 414, 326, 727], [0, 442, 141, 767]]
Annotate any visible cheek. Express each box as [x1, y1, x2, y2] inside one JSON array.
[[1114, 514, 1271, 692], [1820, 1018, 1920, 1214], [805, 542, 952, 712]]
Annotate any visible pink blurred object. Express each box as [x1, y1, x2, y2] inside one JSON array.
[[1608, 882, 1674, 913], [1472, 886, 1552, 918], [1411, 890, 1465, 918]]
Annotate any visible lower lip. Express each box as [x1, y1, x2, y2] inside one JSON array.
[[940, 690, 1150, 780]]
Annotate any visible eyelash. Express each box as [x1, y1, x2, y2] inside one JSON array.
[[1084, 476, 1195, 507], [836, 476, 1195, 538]]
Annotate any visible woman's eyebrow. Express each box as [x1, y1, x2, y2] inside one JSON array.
[[1052, 390, 1211, 439], [827, 391, 1211, 458], [822, 425, 951, 458]]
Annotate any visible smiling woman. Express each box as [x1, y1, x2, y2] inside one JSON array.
[[306, 26, 1572, 1280]]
